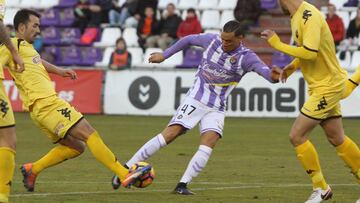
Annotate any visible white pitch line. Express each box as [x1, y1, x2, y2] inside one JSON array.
[[11, 183, 360, 198]]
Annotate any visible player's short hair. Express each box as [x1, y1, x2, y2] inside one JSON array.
[[223, 20, 246, 37], [14, 9, 41, 31]]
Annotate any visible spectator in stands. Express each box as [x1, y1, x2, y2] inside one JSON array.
[[125, 0, 158, 28], [234, 0, 261, 29], [146, 3, 182, 50], [176, 8, 202, 39], [109, 0, 135, 27], [346, 7, 360, 40], [73, 0, 101, 33], [108, 38, 132, 70], [137, 7, 159, 50], [95, 0, 118, 24], [326, 4, 345, 46], [5, 24, 15, 37]]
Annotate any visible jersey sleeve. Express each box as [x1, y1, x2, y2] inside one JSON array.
[[241, 51, 275, 83], [301, 9, 321, 52], [0, 44, 11, 66], [163, 33, 216, 59], [0, 0, 5, 21]]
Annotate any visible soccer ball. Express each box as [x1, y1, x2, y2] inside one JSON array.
[[129, 162, 155, 188]]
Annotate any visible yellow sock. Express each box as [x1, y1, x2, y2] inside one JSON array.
[[295, 140, 328, 190], [86, 131, 128, 181], [342, 66, 360, 99], [336, 136, 360, 182], [0, 147, 15, 203], [32, 145, 81, 175]]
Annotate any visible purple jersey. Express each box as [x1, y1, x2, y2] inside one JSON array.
[[163, 33, 274, 111]]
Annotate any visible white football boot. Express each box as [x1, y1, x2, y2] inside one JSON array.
[[305, 186, 332, 203]]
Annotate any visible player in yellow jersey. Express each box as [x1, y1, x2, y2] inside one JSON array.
[[0, 0, 25, 202], [0, 9, 150, 193], [261, 0, 360, 202]]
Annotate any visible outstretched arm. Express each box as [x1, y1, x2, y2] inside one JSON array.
[[242, 51, 279, 83], [149, 33, 215, 63], [261, 30, 317, 60], [42, 60, 77, 79]]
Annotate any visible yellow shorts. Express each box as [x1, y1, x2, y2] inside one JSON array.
[[0, 80, 15, 128], [301, 90, 343, 121], [30, 95, 83, 142]]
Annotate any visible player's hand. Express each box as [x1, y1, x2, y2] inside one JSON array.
[[271, 65, 281, 83], [260, 29, 276, 40], [11, 51, 25, 73], [61, 69, 77, 80], [148, 52, 165, 63], [279, 68, 288, 83]]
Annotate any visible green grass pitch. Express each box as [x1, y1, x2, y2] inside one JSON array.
[[9, 113, 360, 203]]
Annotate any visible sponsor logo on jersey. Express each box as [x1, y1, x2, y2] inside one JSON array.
[[32, 55, 41, 64], [302, 10, 312, 24]]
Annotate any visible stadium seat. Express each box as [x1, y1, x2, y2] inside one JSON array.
[[261, 0, 278, 10], [95, 47, 115, 67], [343, 0, 359, 7], [57, 0, 77, 8], [4, 8, 19, 25], [204, 29, 220, 34], [160, 51, 183, 68], [337, 51, 351, 70], [351, 11, 356, 21], [337, 11, 350, 29], [94, 28, 121, 47], [177, 47, 203, 69], [143, 48, 163, 68], [122, 27, 139, 47], [218, 0, 237, 10], [80, 47, 103, 66], [57, 46, 82, 66], [59, 8, 76, 26], [42, 27, 61, 45], [329, 0, 347, 9], [198, 0, 218, 10], [41, 8, 60, 27], [178, 0, 199, 10], [220, 10, 234, 29], [271, 51, 292, 68], [158, 0, 178, 9], [128, 47, 143, 67], [60, 28, 81, 45], [350, 51, 360, 71], [201, 10, 221, 29], [6, 0, 20, 8], [39, 0, 60, 9], [19, 0, 41, 8]]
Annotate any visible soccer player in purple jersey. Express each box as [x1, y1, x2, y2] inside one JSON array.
[[112, 20, 280, 194]]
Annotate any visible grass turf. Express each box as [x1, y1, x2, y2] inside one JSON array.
[[9, 113, 360, 203]]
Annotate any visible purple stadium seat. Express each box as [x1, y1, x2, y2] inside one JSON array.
[[59, 8, 75, 26], [57, 46, 82, 66], [343, 0, 358, 7], [176, 47, 203, 69], [41, 46, 61, 65], [42, 27, 61, 45], [271, 51, 292, 68], [79, 47, 103, 66], [60, 28, 81, 45], [41, 8, 60, 26], [56, 0, 77, 8], [261, 0, 277, 9]]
